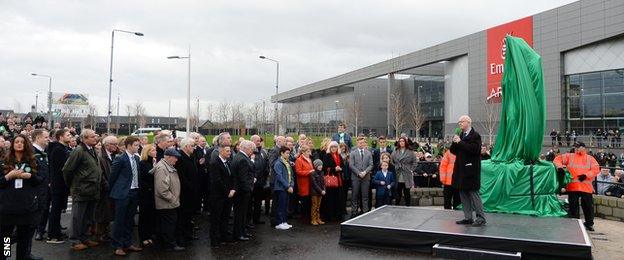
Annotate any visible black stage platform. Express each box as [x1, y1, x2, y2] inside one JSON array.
[[340, 206, 592, 259]]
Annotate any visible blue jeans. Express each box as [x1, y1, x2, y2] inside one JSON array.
[[112, 189, 139, 248], [275, 190, 289, 224]]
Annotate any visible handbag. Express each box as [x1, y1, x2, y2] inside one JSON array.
[[324, 167, 339, 188]]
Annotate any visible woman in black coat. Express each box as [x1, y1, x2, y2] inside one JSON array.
[[138, 144, 157, 247], [320, 141, 345, 222], [0, 134, 43, 259]]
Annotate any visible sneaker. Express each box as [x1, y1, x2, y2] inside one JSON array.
[[275, 223, 290, 230], [283, 223, 292, 228], [46, 237, 66, 244], [34, 232, 44, 241]]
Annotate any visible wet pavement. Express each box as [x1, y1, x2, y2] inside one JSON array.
[[17, 207, 623, 259], [25, 211, 435, 260]]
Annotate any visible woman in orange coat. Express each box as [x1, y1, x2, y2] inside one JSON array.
[[295, 146, 314, 223]]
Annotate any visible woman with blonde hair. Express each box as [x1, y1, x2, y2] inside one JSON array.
[[314, 138, 331, 161], [320, 141, 345, 221], [138, 144, 158, 247]]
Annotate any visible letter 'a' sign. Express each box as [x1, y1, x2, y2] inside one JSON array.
[[486, 16, 533, 103]]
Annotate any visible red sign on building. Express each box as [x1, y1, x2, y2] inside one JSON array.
[[486, 16, 533, 103]]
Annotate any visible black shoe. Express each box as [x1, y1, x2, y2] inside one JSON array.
[[244, 233, 253, 238], [235, 236, 250, 241], [585, 226, 595, 231], [472, 221, 487, 227], [61, 226, 67, 230], [455, 219, 474, 225], [34, 232, 44, 241], [26, 255, 44, 260]]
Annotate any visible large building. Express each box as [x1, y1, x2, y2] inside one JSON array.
[[273, 0, 624, 141]]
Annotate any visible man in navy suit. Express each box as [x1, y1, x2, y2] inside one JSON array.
[[109, 136, 143, 256]]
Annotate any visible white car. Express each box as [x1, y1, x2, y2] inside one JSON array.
[[131, 127, 162, 136]]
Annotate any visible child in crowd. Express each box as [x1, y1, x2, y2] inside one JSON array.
[[373, 161, 395, 208], [310, 159, 326, 225]]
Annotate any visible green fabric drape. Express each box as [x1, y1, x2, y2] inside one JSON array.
[[479, 36, 569, 217]]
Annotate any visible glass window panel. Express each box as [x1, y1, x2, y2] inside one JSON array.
[[569, 96, 581, 118], [582, 95, 602, 118], [581, 72, 602, 95], [603, 70, 624, 93], [604, 93, 624, 117]]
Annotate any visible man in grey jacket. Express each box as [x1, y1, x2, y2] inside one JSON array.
[[154, 148, 184, 251], [349, 137, 373, 218]]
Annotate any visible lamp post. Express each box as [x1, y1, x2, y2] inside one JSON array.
[[34, 91, 39, 112], [107, 29, 144, 134], [168, 46, 191, 133], [196, 96, 200, 132], [116, 93, 120, 135], [30, 73, 52, 126], [259, 55, 279, 134], [335, 100, 340, 131]]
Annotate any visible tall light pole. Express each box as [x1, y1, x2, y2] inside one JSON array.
[[35, 91, 39, 112], [335, 100, 340, 131], [116, 93, 120, 135], [196, 96, 200, 132], [31, 73, 52, 126], [168, 46, 191, 133], [107, 29, 144, 134], [259, 55, 279, 134]]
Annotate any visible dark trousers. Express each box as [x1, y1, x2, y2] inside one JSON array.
[[443, 185, 461, 210], [176, 207, 193, 243], [201, 173, 211, 212], [270, 191, 279, 226], [252, 187, 269, 223], [1, 224, 36, 260], [459, 190, 486, 222], [232, 191, 251, 238], [375, 195, 391, 208], [568, 191, 594, 227], [138, 202, 157, 242], [275, 190, 289, 224], [112, 189, 139, 249], [157, 208, 177, 249], [48, 192, 68, 238], [209, 196, 231, 244], [299, 196, 311, 222], [36, 191, 51, 235], [394, 182, 411, 206], [71, 200, 96, 244]]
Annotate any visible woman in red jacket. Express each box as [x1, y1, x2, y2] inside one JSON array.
[[295, 146, 314, 223]]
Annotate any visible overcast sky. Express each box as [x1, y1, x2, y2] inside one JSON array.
[[0, 0, 577, 118]]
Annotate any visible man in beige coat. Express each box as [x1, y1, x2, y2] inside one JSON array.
[[153, 148, 184, 251]]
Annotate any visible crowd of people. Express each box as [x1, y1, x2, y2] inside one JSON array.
[[3, 110, 622, 259], [549, 128, 623, 148]]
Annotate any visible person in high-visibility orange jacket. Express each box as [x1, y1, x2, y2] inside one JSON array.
[[439, 150, 460, 209], [553, 141, 600, 231]]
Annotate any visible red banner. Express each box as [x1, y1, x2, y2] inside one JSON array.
[[486, 16, 533, 103]]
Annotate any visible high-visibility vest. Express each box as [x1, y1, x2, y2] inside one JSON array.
[[439, 150, 455, 186], [553, 152, 600, 194]]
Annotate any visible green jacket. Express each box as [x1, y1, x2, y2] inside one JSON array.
[[62, 143, 102, 201]]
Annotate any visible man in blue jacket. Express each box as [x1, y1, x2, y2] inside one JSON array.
[[332, 123, 352, 149], [109, 136, 143, 256]]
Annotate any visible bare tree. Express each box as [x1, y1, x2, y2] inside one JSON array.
[[216, 101, 231, 131], [389, 88, 406, 138], [345, 95, 364, 136], [409, 98, 426, 139], [205, 103, 214, 123], [477, 100, 501, 146]]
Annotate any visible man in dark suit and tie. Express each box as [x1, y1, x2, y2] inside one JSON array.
[[230, 140, 256, 241], [109, 136, 143, 256], [450, 115, 486, 227], [208, 145, 234, 246], [372, 136, 393, 171]]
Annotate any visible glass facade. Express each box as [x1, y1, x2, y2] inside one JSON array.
[[567, 69, 624, 134], [414, 76, 444, 138]]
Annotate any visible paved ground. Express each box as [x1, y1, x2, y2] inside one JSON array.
[[11, 206, 623, 259]]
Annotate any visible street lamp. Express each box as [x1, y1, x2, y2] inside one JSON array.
[[107, 29, 144, 134], [335, 100, 340, 131], [167, 46, 191, 133], [34, 91, 39, 112], [30, 73, 52, 126], [259, 55, 279, 134]]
